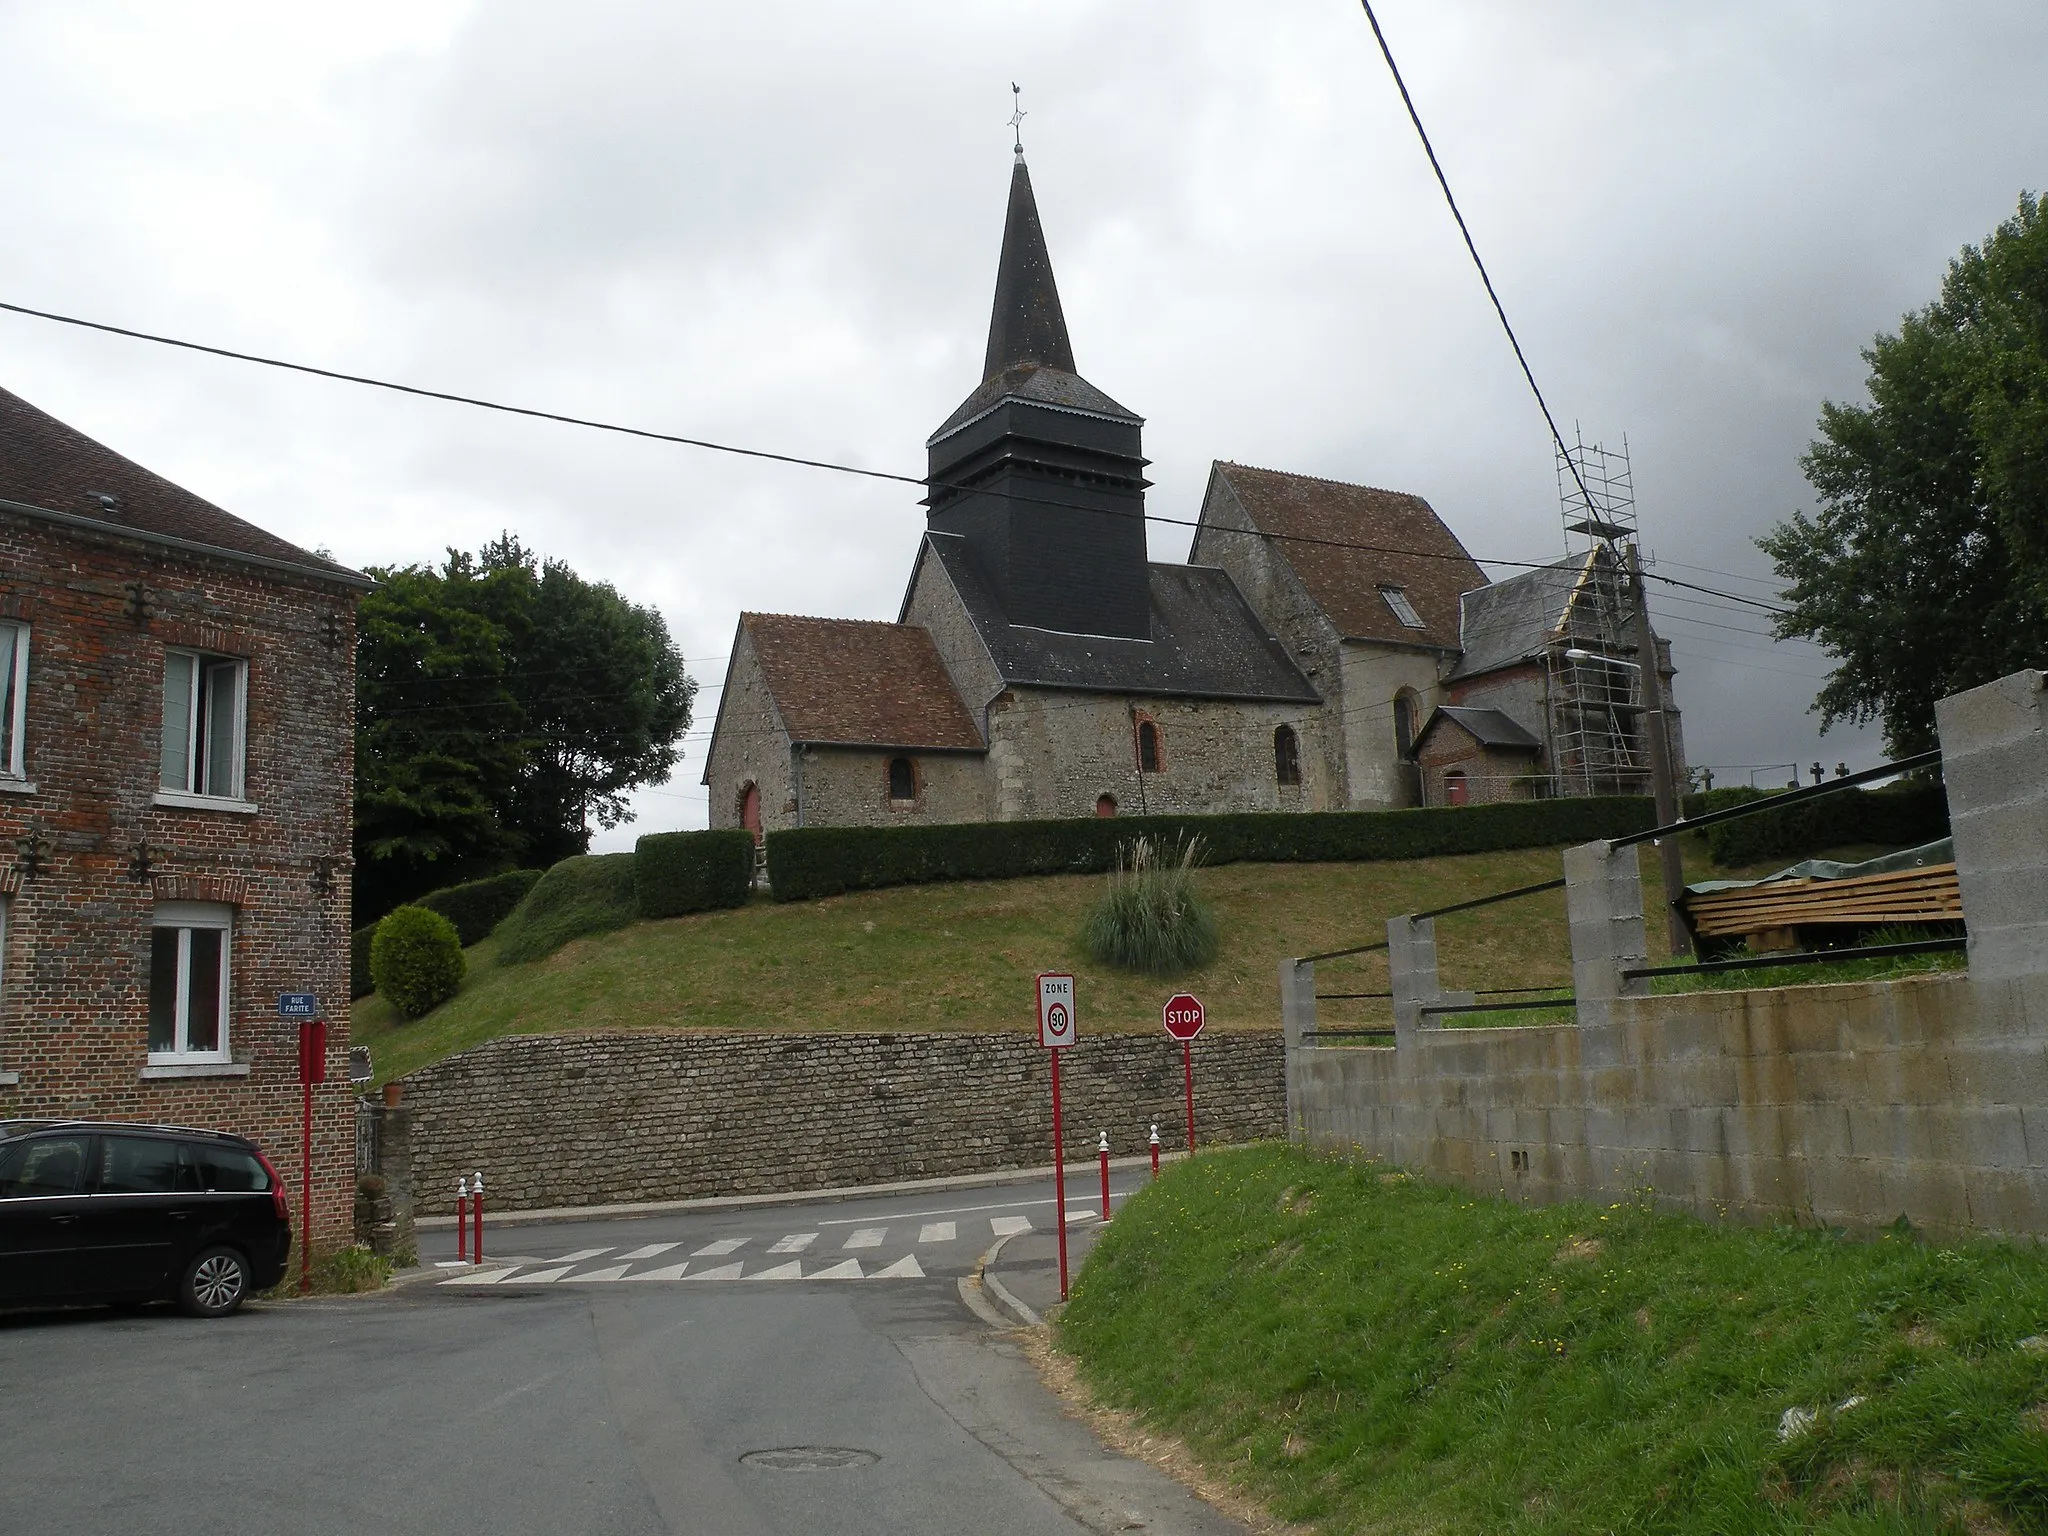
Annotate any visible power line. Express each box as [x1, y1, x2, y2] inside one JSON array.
[[0, 295, 1782, 617]]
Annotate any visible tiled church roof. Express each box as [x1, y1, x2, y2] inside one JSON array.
[[742, 613, 986, 751], [0, 384, 367, 586], [1207, 463, 1483, 650]]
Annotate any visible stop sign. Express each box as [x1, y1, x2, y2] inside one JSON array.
[[1162, 993, 1205, 1042]]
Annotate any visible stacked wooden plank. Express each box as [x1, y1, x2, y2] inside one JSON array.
[[1682, 862, 1962, 946]]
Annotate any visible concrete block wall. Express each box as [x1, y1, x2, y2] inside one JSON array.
[[402, 1029, 1285, 1215], [1937, 669, 2048, 982], [1289, 972, 2048, 1237]]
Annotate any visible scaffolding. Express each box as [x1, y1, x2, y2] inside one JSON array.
[[1545, 431, 1651, 799]]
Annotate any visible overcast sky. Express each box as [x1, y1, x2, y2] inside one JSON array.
[[3, 2, 2041, 846]]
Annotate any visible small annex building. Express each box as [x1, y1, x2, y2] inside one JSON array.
[[704, 149, 1683, 831]]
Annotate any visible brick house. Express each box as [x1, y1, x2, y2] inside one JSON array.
[[0, 384, 368, 1255]]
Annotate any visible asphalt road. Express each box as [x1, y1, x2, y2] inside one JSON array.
[[3, 1172, 1246, 1536]]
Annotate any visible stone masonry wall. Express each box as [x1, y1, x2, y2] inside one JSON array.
[[403, 1029, 1285, 1214], [1288, 971, 2048, 1237], [795, 745, 989, 828], [703, 626, 795, 833], [0, 510, 359, 1253]]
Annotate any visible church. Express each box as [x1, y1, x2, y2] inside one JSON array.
[[703, 148, 1682, 833]]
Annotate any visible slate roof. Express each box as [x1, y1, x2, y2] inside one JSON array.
[[1417, 706, 1542, 752], [1448, 553, 1593, 680], [741, 613, 986, 751], [920, 532, 1319, 703], [1207, 463, 1484, 649], [0, 383, 368, 587], [984, 156, 1075, 380], [929, 363, 1138, 444]]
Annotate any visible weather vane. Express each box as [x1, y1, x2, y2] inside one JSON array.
[[1009, 82, 1027, 158]]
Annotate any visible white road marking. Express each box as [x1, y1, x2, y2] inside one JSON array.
[[628, 1261, 693, 1282], [686, 1262, 744, 1281], [816, 1191, 1131, 1226], [1066, 1211, 1099, 1227], [843, 1228, 886, 1249], [767, 1233, 817, 1254], [569, 1264, 632, 1282], [516, 1265, 576, 1284], [918, 1222, 956, 1244], [869, 1255, 924, 1279], [752, 1260, 804, 1280], [553, 1248, 614, 1264], [808, 1259, 864, 1280], [616, 1243, 679, 1261], [989, 1216, 1031, 1238], [440, 1267, 523, 1285], [692, 1238, 747, 1257]]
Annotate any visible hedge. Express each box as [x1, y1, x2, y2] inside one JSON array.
[[634, 829, 755, 919], [369, 906, 465, 1019], [493, 852, 640, 964], [1680, 781, 1950, 868], [763, 797, 1659, 903], [417, 868, 545, 947], [349, 923, 378, 1000]]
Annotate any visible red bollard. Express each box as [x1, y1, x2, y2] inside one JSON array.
[[1098, 1131, 1112, 1222], [1149, 1123, 1161, 1180], [456, 1176, 469, 1261], [471, 1171, 485, 1266]]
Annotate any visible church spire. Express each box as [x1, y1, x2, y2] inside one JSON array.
[[981, 153, 1076, 381]]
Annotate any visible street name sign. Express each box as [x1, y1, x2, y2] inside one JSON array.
[[1037, 972, 1077, 1050], [277, 992, 319, 1019], [1162, 993, 1205, 1042]]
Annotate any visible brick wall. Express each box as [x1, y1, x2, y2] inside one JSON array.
[[1287, 972, 2048, 1238], [401, 1029, 1285, 1214], [0, 510, 359, 1254]]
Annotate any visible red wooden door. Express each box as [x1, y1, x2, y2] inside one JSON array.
[[741, 783, 762, 839]]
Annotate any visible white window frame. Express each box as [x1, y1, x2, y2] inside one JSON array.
[[0, 620, 28, 782], [157, 648, 250, 807], [148, 901, 233, 1065], [1379, 586, 1427, 630]]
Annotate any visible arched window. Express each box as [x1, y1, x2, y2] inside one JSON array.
[[1136, 719, 1162, 773], [1095, 793, 1118, 818], [1394, 689, 1420, 759], [1273, 725, 1301, 786], [886, 757, 916, 804]]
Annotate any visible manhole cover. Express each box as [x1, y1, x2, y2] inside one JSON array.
[[739, 1447, 879, 1472]]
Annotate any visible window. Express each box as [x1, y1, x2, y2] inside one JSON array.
[[99, 1135, 188, 1194], [160, 650, 246, 799], [1136, 720, 1161, 773], [0, 1135, 88, 1198], [1394, 689, 1420, 759], [1095, 793, 1118, 818], [0, 620, 26, 779], [149, 902, 232, 1063], [886, 757, 917, 804], [1379, 586, 1427, 629], [1274, 725, 1301, 787]]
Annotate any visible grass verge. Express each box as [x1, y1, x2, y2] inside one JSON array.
[[1059, 1145, 2048, 1536]]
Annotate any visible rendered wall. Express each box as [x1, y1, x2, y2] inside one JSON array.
[[402, 1029, 1285, 1214]]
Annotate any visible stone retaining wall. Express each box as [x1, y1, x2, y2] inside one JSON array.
[[403, 1029, 1285, 1215]]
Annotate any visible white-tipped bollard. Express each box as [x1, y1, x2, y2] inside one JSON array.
[[471, 1171, 485, 1265], [1149, 1123, 1161, 1180]]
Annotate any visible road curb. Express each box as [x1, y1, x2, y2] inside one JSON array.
[[968, 1230, 1043, 1329]]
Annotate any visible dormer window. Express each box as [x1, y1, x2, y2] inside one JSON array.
[[1379, 586, 1426, 629]]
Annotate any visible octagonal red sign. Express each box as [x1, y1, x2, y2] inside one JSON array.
[[1162, 993, 1205, 1042]]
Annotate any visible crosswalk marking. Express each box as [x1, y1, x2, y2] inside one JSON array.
[[553, 1248, 613, 1264], [844, 1228, 886, 1250], [441, 1267, 522, 1285], [629, 1261, 692, 1282], [870, 1255, 923, 1279], [693, 1238, 747, 1257], [570, 1264, 631, 1283], [518, 1265, 575, 1284], [753, 1260, 804, 1280], [989, 1215, 1031, 1238], [808, 1258, 864, 1280], [767, 1233, 817, 1254], [918, 1222, 955, 1244], [617, 1243, 679, 1262], [687, 1261, 745, 1281]]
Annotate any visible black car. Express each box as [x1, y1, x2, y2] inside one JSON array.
[[0, 1120, 292, 1317]]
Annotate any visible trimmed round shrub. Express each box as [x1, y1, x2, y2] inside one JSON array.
[[1080, 834, 1220, 976], [370, 905, 466, 1019], [493, 853, 640, 965]]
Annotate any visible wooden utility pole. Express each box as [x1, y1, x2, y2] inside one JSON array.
[[1626, 547, 1692, 957]]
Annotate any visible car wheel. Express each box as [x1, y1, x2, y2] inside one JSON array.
[[178, 1246, 250, 1318]]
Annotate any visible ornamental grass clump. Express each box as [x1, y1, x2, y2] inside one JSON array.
[[1081, 834, 1219, 976], [369, 905, 466, 1019]]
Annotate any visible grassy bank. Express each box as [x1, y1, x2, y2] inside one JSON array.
[[1060, 1145, 2048, 1535]]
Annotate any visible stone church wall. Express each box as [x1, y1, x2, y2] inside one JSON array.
[[901, 537, 1005, 721], [1338, 643, 1446, 808], [703, 629, 796, 833], [792, 745, 988, 828]]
